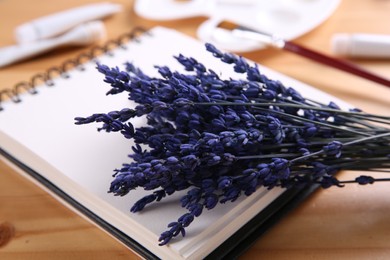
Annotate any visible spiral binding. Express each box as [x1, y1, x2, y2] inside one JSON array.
[[0, 27, 148, 111]]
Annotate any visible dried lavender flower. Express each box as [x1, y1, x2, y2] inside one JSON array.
[[75, 44, 390, 245]]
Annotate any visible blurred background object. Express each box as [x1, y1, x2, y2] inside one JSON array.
[[134, 0, 340, 52]]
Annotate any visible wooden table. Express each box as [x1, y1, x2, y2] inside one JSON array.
[[1, 0, 389, 259]]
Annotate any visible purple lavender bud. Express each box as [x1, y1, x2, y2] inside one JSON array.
[[267, 116, 285, 143], [156, 65, 172, 78], [204, 193, 219, 209], [152, 101, 168, 110], [356, 175, 375, 185], [205, 43, 223, 58], [188, 203, 203, 217], [181, 154, 199, 170], [258, 167, 271, 177], [274, 160, 291, 179], [209, 105, 222, 115], [180, 195, 191, 208], [209, 89, 227, 100], [266, 80, 285, 94], [211, 118, 226, 131], [117, 71, 130, 82], [189, 117, 203, 129], [224, 109, 240, 125], [235, 129, 248, 144], [328, 101, 340, 110], [168, 222, 183, 237], [221, 187, 241, 203], [186, 188, 202, 204], [299, 148, 310, 156], [244, 84, 260, 97], [173, 98, 192, 107], [220, 53, 236, 64], [263, 89, 276, 100], [121, 123, 135, 139], [125, 62, 150, 79], [158, 230, 173, 246], [218, 176, 232, 189], [167, 156, 179, 164], [233, 57, 249, 73], [246, 65, 262, 82], [350, 108, 362, 112], [180, 144, 195, 154], [220, 131, 235, 147], [154, 190, 166, 201], [320, 175, 344, 188], [96, 63, 110, 74], [323, 141, 343, 158], [287, 87, 304, 102], [222, 153, 235, 164], [175, 54, 196, 71], [197, 93, 211, 103], [201, 179, 216, 193], [263, 175, 279, 189], [130, 193, 156, 212], [207, 155, 221, 166], [178, 213, 194, 227], [204, 132, 219, 146], [248, 128, 263, 142], [297, 138, 309, 148], [303, 125, 317, 137]]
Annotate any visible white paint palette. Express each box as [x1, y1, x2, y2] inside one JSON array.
[[134, 0, 340, 52]]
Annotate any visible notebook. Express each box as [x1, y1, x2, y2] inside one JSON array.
[[0, 26, 338, 259]]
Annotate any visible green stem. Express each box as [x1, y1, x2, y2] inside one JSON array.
[[343, 132, 390, 146], [339, 178, 390, 184], [235, 153, 300, 160], [213, 97, 390, 121], [289, 132, 390, 164], [253, 107, 371, 136]]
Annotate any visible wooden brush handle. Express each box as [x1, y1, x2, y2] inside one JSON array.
[[283, 41, 390, 88]]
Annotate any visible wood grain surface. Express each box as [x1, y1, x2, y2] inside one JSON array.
[[0, 0, 389, 259]]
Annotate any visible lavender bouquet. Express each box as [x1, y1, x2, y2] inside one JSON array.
[[75, 44, 390, 245]]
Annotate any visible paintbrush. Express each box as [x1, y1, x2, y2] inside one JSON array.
[[217, 20, 390, 88]]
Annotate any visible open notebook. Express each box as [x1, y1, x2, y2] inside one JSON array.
[[0, 27, 339, 259]]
